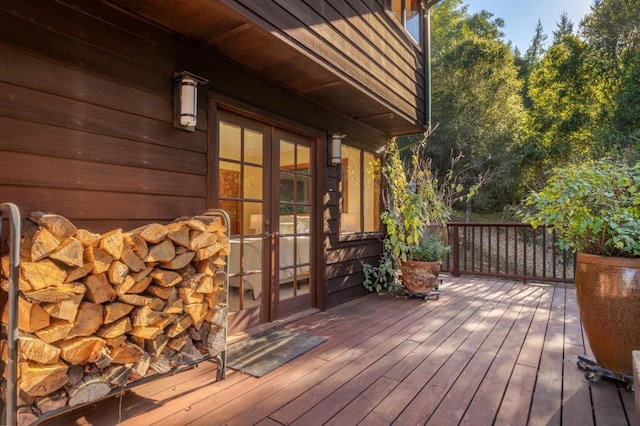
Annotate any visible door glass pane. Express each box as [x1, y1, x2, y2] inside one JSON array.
[[244, 165, 262, 200], [297, 145, 310, 171], [219, 200, 240, 235], [220, 121, 241, 161], [280, 171, 295, 204], [364, 152, 381, 232], [280, 140, 295, 169], [244, 202, 262, 235], [296, 175, 311, 203], [219, 161, 240, 198], [244, 128, 263, 164]]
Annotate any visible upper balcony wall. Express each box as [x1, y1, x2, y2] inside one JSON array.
[[223, 0, 426, 132]]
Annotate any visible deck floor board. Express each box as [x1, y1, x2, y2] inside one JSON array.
[[41, 276, 636, 426]]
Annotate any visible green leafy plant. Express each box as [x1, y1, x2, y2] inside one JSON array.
[[521, 159, 640, 257], [408, 233, 450, 262], [362, 136, 473, 292]]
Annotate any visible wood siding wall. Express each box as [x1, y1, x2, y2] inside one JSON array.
[[224, 0, 426, 128], [0, 0, 390, 310]]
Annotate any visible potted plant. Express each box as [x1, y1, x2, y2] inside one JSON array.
[[521, 158, 640, 376], [362, 136, 472, 293], [401, 233, 450, 293]]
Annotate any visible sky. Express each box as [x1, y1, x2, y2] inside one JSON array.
[[463, 0, 594, 52]]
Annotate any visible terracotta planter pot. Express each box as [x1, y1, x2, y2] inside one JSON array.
[[575, 253, 640, 375], [401, 260, 441, 294]]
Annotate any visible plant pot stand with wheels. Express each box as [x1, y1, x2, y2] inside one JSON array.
[[577, 355, 635, 391]]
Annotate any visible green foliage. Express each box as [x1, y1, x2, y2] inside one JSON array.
[[408, 233, 451, 262], [362, 137, 459, 292], [521, 159, 640, 257]]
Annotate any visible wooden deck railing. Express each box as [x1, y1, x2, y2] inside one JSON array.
[[441, 222, 575, 283]]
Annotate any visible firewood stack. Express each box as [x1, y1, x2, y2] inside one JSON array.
[[0, 212, 229, 422]]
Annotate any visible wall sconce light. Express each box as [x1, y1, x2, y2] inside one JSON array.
[[174, 71, 208, 132], [329, 133, 346, 165]]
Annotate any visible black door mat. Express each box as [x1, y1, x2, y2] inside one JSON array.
[[226, 326, 326, 377]]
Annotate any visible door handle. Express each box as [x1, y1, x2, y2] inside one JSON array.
[[263, 232, 271, 239]]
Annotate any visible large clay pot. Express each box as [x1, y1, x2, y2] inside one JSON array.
[[400, 260, 441, 293], [575, 253, 640, 375]]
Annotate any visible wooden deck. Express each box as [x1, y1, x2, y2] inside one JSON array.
[[42, 276, 637, 425]]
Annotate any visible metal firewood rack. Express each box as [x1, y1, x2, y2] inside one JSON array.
[[0, 206, 230, 426]]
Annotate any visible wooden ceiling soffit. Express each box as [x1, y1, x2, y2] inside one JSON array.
[[355, 112, 395, 122], [202, 22, 251, 47], [297, 80, 342, 95]]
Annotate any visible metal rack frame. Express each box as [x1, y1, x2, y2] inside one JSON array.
[[0, 207, 230, 426]]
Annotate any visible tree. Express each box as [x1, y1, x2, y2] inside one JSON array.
[[427, 35, 525, 213], [553, 12, 574, 44]]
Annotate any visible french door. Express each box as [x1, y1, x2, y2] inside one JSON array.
[[216, 111, 315, 333]]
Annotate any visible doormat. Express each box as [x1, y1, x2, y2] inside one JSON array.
[[226, 326, 326, 377]]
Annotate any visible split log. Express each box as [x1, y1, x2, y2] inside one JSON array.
[[67, 302, 103, 338], [96, 317, 132, 339], [57, 336, 106, 365], [146, 284, 173, 299], [75, 229, 101, 247], [189, 231, 217, 250], [102, 364, 130, 387], [19, 360, 68, 397], [110, 342, 144, 364], [99, 229, 124, 259], [178, 287, 204, 305], [126, 276, 152, 294], [103, 301, 134, 324], [4, 296, 51, 333], [129, 265, 153, 282], [184, 303, 208, 326], [21, 260, 67, 291], [35, 389, 69, 414], [107, 261, 129, 286], [67, 365, 85, 387], [65, 263, 94, 283], [160, 252, 195, 270], [144, 239, 175, 263], [145, 334, 168, 360], [166, 315, 193, 338], [84, 273, 116, 304], [130, 326, 162, 340], [162, 299, 183, 315], [123, 232, 149, 259], [18, 333, 61, 364], [104, 335, 127, 349], [26, 228, 60, 262], [84, 246, 113, 274], [131, 305, 165, 327], [24, 281, 85, 303], [196, 276, 214, 294], [168, 334, 188, 352], [68, 374, 111, 407], [150, 313, 177, 330], [93, 348, 113, 369], [49, 237, 84, 267], [150, 269, 182, 287], [41, 293, 84, 322], [116, 293, 153, 307], [37, 213, 77, 240], [178, 219, 207, 232], [165, 223, 190, 248], [120, 244, 145, 272], [129, 353, 151, 380], [132, 223, 168, 244], [34, 319, 73, 344], [196, 243, 224, 261]]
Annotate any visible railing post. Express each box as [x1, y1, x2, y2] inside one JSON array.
[[452, 224, 460, 277]]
